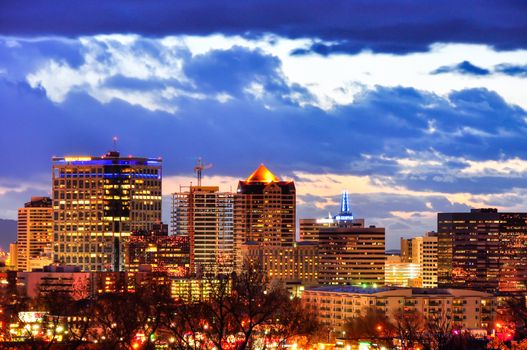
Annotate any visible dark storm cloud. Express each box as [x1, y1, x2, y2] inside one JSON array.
[[1, 1, 526, 54], [1, 41, 527, 203], [397, 175, 527, 195], [432, 60, 491, 76], [183, 46, 313, 105], [494, 63, 527, 77], [432, 61, 527, 77]]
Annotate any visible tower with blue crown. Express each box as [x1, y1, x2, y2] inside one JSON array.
[[333, 190, 354, 222]]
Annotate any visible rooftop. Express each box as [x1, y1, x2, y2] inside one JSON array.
[[245, 164, 280, 183], [305, 286, 492, 297], [307, 285, 395, 294], [52, 151, 162, 166]]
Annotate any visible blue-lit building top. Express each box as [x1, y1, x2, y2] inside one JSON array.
[[333, 190, 354, 222], [52, 151, 162, 179]]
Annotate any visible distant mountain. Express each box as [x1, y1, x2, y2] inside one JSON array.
[[0, 219, 17, 251]]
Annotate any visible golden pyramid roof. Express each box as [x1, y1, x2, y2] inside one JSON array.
[[245, 164, 280, 183]]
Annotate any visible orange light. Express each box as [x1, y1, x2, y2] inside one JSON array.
[[132, 343, 140, 349], [245, 164, 280, 183]]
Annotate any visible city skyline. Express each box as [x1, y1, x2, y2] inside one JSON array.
[[1, 2, 527, 250], [2, 3, 527, 348]]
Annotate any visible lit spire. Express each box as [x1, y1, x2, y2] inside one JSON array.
[[334, 190, 354, 221], [341, 190, 350, 214]]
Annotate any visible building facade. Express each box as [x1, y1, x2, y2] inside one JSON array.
[[17, 197, 53, 271], [242, 241, 318, 293], [52, 151, 162, 271], [438, 209, 527, 292], [400, 233, 438, 288], [172, 186, 234, 275], [234, 164, 295, 270], [17, 266, 171, 299], [125, 224, 190, 276], [318, 223, 385, 287], [302, 286, 495, 332], [384, 255, 421, 287]]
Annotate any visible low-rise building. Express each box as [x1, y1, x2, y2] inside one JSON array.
[[17, 266, 171, 299], [125, 226, 190, 277], [302, 286, 494, 332]]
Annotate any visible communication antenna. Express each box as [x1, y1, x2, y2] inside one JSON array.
[[194, 157, 213, 187], [112, 136, 118, 151]]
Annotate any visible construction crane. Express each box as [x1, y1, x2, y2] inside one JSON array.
[[194, 158, 213, 187]]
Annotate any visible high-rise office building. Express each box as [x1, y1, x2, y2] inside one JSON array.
[[498, 213, 527, 292], [52, 151, 162, 271], [298, 191, 385, 286], [317, 222, 385, 286], [412, 234, 438, 288], [234, 164, 295, 269], [17, 197, 53, 271], [172, 186, 234, 275], [299, 218, 337, 243], [438, 209, 527, 292]]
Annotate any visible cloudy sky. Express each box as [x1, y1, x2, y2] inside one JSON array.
[[1, 1, 526, 248]]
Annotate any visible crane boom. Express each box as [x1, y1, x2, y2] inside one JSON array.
[[193, 157, 213, 186]]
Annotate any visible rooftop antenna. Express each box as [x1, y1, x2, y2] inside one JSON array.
[[112, 136, 118, 151], [194, 157, 213, 187]]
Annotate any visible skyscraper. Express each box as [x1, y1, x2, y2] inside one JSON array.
[[17, 197, 53, 271], [299, 191, 384, 286], [317, 223, 385, 286], [52, 151, 162, 271], [172, 186, 234, 275], [438, 208, 527, 292], [234, 164, 295, 269]]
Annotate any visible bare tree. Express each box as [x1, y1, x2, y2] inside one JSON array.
[[393, 308, 425, 350], [89, 292, 144, 350], [502, 295, 527, 341], [269, 296, 322, 349], [422, 308, 454, 350], [162, 259, 307, 350], [225, 261, 290, 350]]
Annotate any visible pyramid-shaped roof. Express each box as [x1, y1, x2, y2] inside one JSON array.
[[245, 164, 280, 183]]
